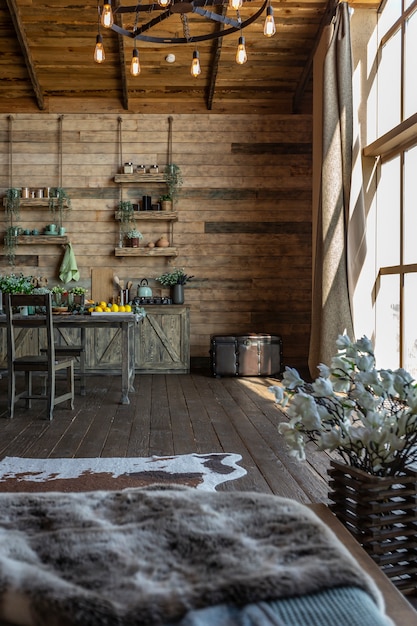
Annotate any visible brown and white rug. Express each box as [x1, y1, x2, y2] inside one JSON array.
[[0, 453, 246, 493]]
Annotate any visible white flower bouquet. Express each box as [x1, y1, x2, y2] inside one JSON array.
[[269, 335, 417, 477]]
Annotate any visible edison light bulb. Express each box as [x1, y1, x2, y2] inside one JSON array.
[[158, 0, 171, 6], [94, 35, 105, 63], [101, 2, 114, 28], [229, 0, 243, 9], [236, 36, 247, 65], [264, 5, 276, 37], [130, 49, 141, 76], [191, 51, 201, 78]]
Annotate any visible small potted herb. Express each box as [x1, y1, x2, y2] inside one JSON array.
[[126, 229, 143, 248], [159, 194, 173, 212], [51, 285, 67, 306], [155, 267, 194, 304], [68, 285, 88, 306]]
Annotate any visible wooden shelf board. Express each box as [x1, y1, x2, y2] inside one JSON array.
[[114, 174, 165, 184], [3, 198, 69, 209], [115, 211, 177, 221], [114, 247, 178, 257], [17, 235, 69, 244]]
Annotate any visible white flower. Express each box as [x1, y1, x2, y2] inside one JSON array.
[[312, 377, 334, 397], [356, 336, 374, 354], [317, 363, 330, 378], [269, 334, 417, 477], [278, 423, 306, 461], [318, 428, 341, 451], [335, 334, 352, 350], [269, 385, 284, 402], [281, 367, 304, 390]]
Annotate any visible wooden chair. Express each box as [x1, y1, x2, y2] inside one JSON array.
[[5, 293, 75, 420], [41, 330, 86, 395]]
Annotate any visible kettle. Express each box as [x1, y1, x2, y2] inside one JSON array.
[[138, 279, 152, 298]]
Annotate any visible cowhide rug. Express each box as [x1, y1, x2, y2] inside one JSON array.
[[0, 487, 383, 626], [0, 453, 246, 492]]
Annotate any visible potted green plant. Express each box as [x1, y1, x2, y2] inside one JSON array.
[[51, 285, 67, 306], [1, 273, 29, 313], [159, 194, 173, 212], [163, 164, 183, 206], [155, 267, 194, 304], [68, 285, 88, 306], [126, 229, 143, 248], [0, 273, 33, 294]]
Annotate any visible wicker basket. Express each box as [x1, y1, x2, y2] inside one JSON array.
[[328, 459, 417, 594]]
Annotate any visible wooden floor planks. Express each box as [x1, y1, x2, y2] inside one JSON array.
[[0, 369, 332, 502]]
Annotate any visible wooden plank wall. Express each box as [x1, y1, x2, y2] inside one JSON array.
[[0, 113, 312, 369]]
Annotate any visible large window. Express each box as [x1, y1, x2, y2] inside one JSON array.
[[372, 0, 417, 375]]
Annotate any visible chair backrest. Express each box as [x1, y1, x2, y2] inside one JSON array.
[[5, 293, 55, 369]]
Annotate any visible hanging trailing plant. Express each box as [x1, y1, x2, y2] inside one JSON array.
[[117, 200, 136, 234], [3, 226, 20, 266], [163, 164, 183, 204], [5, 188, 21, 219], [48, 187, 72, 223]]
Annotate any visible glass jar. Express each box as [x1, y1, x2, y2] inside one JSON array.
[[150, 164, 159, 174], [124, 162, 134, 174]]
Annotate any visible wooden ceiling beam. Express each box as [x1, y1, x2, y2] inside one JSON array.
[[5, 0, 45, 110]]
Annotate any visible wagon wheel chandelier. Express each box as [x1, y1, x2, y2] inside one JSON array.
[[94, 0, 276, 77]]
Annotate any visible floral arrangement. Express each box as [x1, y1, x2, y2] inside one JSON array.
[[126, 229, 143, 240], [269, 335, 417, 477], [155, 268, 194, 286], [0, 273, 33, 294]]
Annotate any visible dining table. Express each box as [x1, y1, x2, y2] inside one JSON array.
[[0, 312, 144, 405]]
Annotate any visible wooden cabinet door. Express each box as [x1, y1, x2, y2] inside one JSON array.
[[137, 305, 190, 373]]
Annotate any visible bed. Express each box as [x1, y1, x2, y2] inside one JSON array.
[[0, 486, 397, 626]]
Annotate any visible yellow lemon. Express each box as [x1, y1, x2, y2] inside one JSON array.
[[119, 305, 126, 312], [99, 301, 107, 309], [105, 307, 112, 312], [95, 306, 103, 312], [124, 304, 131, 312], [111, 303, 119, 312], [88, 306, 95, 313]]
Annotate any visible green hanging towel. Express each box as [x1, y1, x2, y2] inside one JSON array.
[[59, 243, 80, 283]]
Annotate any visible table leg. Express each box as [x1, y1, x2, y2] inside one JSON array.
[[120, 321, 136, 404], [128, 321, 136, 393]]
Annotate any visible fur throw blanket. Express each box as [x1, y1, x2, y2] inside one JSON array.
[[0, 486, 383, 626]]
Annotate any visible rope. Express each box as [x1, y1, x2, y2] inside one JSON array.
[[118, 116, 123, 170], [8, 115, 14, 188], [58, 115, 64, 188], [167, 116, 173, 165]]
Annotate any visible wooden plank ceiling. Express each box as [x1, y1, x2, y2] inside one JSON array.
[[0, 0, 378, 115]]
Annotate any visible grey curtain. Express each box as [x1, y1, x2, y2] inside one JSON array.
[[309, 2, 355, 376]]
